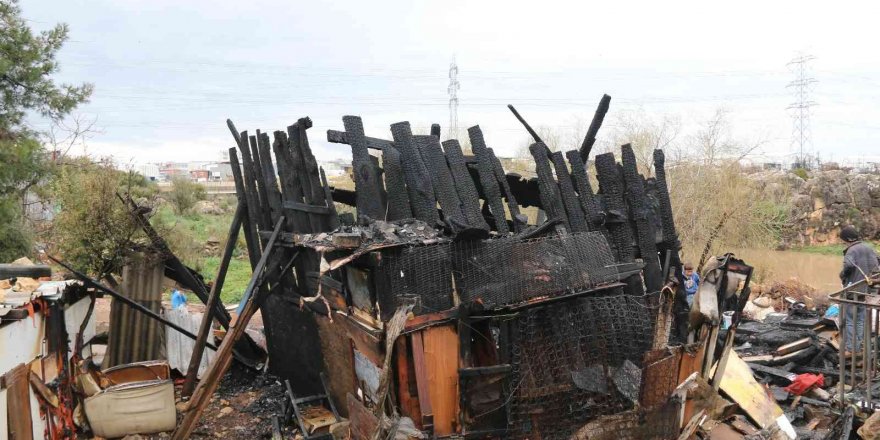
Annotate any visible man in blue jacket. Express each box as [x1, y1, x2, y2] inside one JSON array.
[[839, 225, 879, 355]]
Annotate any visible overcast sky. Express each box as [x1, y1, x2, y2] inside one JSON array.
[[21, 0, 880, 166]]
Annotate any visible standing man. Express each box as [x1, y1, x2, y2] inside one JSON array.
[[839, 225, 879, 355], [683, 262, 700, 307]]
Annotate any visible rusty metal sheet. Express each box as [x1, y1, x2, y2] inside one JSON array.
[[639, 347, 682, 410]]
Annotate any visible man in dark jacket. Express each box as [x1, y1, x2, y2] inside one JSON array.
[[839, 225, 879, 354]]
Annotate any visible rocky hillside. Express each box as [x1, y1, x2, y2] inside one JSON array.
[[751, 169, 880, 246]]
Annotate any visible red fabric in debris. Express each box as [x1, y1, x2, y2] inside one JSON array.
[[784, 373, 825, 395]]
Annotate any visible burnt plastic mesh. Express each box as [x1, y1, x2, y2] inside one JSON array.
[[379, 232, 624, 314], [506, 291, 662, 440]]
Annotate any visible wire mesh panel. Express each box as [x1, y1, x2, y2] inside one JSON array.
[[507, 291, 661, 440], [379, 232, 625, 315]]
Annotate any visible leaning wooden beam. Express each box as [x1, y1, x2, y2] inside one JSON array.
[[549, 151, 589, 233], [390, 121, 439, 225], [414, 134, 468, 233], [181, 201, 245, 397], [442, 139, 489, 233], [48, 256, 217, 351], [173, 217, 286, 440], [488, 148, 527, 232], [237, 130, 270, 239], [249, 133, 273, 230], [258, 132, 284, 224], [468, 125, 510, 234], [621, 144, 663, 292], [229, 148, 261, 269], [528, 142, 568, 232], [579, 94, 611, 161], [507, 105, 547, 153], [565, 150, 603, 230]]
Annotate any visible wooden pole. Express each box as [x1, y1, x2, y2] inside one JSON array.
[[172, 217, 286, 440], [181, 201, 244, 397]]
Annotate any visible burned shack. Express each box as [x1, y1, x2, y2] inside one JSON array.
[[168, 95, 737, 440]]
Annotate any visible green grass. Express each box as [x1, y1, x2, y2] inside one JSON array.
[[202, 255, 252, 304], [153, 205, 233, 244], [151, 200, 252, 304]]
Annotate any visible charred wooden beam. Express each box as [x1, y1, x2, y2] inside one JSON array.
[[528, 142, 568, 232], [250, 133, 273, 229], [579, 94, 611, 161], [442, 140, 489, 233], [565, 150, 604, 229], [390, 121, 439, 225], [549, 151, 589, 233], [342, 116, 386, 221], [228, 148, 261, 268], [319, 167, 340, 229], [272, 131, 310, 236], [326, 129, 393, 151], [414, 134, 469, 233], [594, 152, 634, 262], [621, 144, 663, 292], [468, 125, 510, 235], [381, 144, 412, 221], [430, 123, 441, 138], [258, 132, 283, 224], [653, 149, 680, 251], [488, 148, 527, 232]]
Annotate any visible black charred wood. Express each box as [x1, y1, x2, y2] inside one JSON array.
[[342, 116, 386, 221], [549, 151, 588, 233], [488, 148, 527, 232], [621, 144, 663, 292], [579, 94, 611, 162], [380, 145, 412, 221], [272, 132, 310, 234], [595, 152, 634, 262], [443, 140, 490, 233], [414, 135, 469, 233], [390, 121, 439, 225], [319, 167, 340, 229], [249, 133, 272, 229], [258, 132, 283, 224], [228, 148, 261, 268], [468, 125, 510, 235], [528, 142, 568, 232], [295, 117, 338, 232]]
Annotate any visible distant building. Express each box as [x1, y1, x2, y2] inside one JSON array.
[[190, 169, 210, 182], [762, 162, 783, 171]]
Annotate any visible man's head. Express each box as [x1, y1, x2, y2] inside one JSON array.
[[840, 225, 861, 243], [684, 262, 694, 277]]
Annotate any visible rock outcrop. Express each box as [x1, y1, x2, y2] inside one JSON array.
[[751, 169, 880, 245]]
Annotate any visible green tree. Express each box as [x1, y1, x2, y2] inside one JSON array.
[[168, 177, 207, 215], [50, 159, 158, 275], [0, 0, 93, 260]]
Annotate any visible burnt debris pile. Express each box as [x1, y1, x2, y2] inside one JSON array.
[[171, 95, 731, 440]]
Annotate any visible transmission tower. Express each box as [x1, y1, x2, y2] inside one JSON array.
[[448, 57, 460, 140], [786, 54, 817, 169]]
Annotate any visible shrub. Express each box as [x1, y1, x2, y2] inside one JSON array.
[[168, 177, 206, 215]]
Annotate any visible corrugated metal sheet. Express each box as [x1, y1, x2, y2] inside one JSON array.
[[165, 307, 216, 378], [106, 253, 166, 368]]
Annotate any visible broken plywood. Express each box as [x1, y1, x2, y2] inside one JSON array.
[[420, 325, 459, 436], [714, 352, 795, 439]]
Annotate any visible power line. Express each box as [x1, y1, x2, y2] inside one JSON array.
[[786, 53, 817, 168], [448, 56, 460, 140]]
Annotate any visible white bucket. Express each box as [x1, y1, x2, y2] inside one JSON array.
[[721, 311, 734, 330]]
